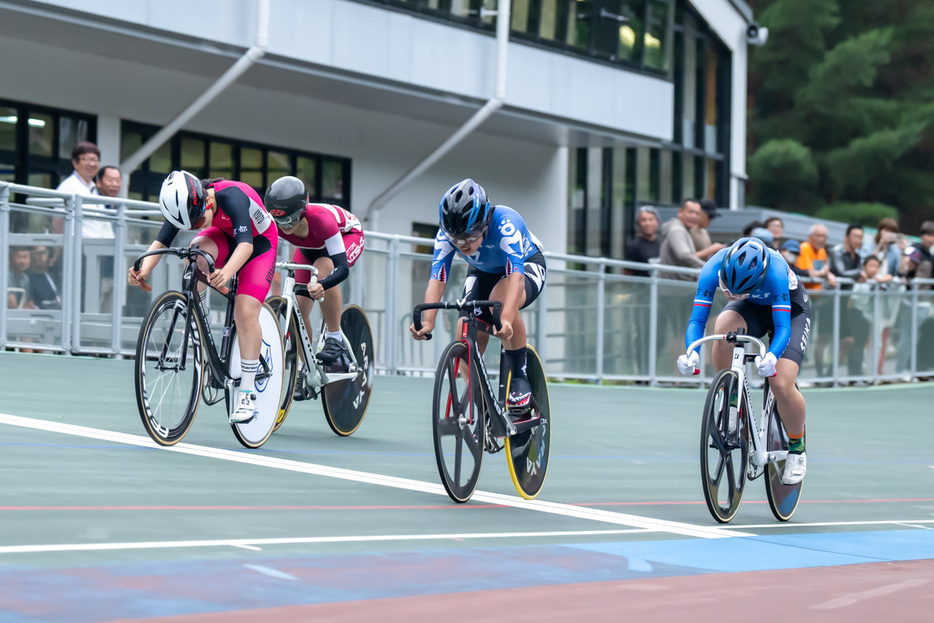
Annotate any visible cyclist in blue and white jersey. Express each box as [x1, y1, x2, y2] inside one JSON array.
[[410, 178, 547, 410], [677, 237, 811, 484]]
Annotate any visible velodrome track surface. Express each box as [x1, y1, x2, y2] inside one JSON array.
[[1, 351, 933, 621]]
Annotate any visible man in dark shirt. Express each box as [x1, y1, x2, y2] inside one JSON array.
[[27, 246, 61, 310], [829, 224, 869, 376], [625, 205, 661, 277]]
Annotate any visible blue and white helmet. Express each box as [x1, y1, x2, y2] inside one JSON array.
[[439, 178, 491, 238], [720, 237, 770, 295]]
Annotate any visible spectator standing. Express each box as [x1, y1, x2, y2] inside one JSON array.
[[867, 217, 906, 278], [93, 165, 122, 312], [896, 221, 934, 373], [624, 206, 661, 277], [26, 246, 61, 310], [54, 142, 109, 238], [781, 240, 810, 279], [764, 216, 784, 249], [659, 199, 706, 280], [796, 223, 837, 377], [689, 198, 725, 261], [7, 247, 32, 309], [829, 224, 870, 376]]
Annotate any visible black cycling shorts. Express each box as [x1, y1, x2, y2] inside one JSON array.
[[460, 252, 547, 324], [722, 286, 811, 366]]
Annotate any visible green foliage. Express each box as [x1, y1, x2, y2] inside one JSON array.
[[814, 202, 900, 226], [747, 0, 934, 228]]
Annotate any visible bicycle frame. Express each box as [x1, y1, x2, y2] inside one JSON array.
[[275, 261, 360, 387], [687, 332, 786, 478]]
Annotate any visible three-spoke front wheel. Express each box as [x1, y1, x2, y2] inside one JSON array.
[[432, 341, 485, 503], [700, 369, 748, 523], [134, 291, 204, 446]]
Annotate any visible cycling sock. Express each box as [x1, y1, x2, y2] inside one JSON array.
[[240, 358, 259, 394], [505, 347, 528, 382], [325, 330, 342, 342], [787, 435, 805, 454]]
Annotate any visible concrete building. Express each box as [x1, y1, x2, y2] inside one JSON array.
[[0, 0, 755, 258]]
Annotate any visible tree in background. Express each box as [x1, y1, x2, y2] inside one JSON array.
[[746, 0, 934, 229]]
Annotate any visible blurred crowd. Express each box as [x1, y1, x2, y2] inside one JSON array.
[[625, 198, 934, 377]]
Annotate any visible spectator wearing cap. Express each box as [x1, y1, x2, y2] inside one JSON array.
[[625, 205, 661, 277], [690, 198, 726, 261], [780, 240, 810, 278], [895, 221, 934, 373]]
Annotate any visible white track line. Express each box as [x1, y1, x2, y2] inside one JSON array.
[[0, 412, 750, 539], [727, 519, 934, 530], [0, 529, 651, 555]]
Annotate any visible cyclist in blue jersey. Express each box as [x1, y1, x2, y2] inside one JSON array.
[[410, 178, 547, 410], [677, 237, 811, 484]]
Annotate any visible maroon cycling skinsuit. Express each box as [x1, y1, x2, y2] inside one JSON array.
[[277, 203, 364, 295], [155, 180, 278, 302]]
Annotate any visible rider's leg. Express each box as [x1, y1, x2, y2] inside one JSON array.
[[313, 256, 343, 337], [191, 235, 219, 307], [770, 358, 805, 438], [712, 310, 748, 371]]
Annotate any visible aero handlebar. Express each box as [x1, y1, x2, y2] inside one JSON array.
[[413, 300, 503, 341]]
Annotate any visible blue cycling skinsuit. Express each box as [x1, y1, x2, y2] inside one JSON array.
[[685, 247, 811, 365], [430, 206, 547, 322]]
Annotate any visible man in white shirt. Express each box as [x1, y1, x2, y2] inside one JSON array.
[[55, 141, 114, 239]]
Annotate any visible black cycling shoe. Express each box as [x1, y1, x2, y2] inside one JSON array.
[[316, 337, 344, 365], [507, 376, 532, 411]]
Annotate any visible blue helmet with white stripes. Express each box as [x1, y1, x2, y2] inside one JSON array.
[[720, 237, 770, 295], [439, 178, 491, 238]]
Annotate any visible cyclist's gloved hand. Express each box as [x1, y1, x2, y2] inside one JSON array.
[[755, 352, 778, 377], [677, 351, 700, 376]]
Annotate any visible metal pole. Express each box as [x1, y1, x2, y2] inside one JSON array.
[[649, 265, 659, 386], [910, 283, 918, 377], [831, 289, 840, 385], [70, 195, 83, 353], [595, 260, 605, 383], [0, 184, 9, 346], [385, 236, 399, 374], [111, 204, 126, 353], [536, 276, 547, 365]]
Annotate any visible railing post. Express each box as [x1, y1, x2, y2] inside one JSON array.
[[63, 194, 79, 353], [0, 184, 10, 347], [910, 282, 918, 377], [385, 236, 400, 374], [112, 203, 126, 354], [831, 288, 840, 385], [648, 265, 659, 386], [595, 260, 605, 383], [536, 274, 547, 366]]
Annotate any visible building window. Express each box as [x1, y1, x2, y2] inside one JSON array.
[[121, 121, 352, 209]]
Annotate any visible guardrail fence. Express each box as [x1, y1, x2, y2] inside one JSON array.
[[3, 181, 933, 386]]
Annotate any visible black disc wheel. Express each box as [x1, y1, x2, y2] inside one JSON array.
[[504, 346, 551, 500], [700, 369, 748, 523], [321, 305, 374, 436], [266, 296, 299, 432], [765, 380, 805, 521], [134, 291, 203, 446], [432, 341, 485, 503]]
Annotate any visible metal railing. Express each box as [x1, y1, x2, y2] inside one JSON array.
[[4, 181, 934, 386]]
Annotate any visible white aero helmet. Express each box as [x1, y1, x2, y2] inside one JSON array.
[[159, 170, 206, 230]]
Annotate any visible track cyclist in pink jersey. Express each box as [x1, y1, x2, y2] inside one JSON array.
[[129, 171, 279, 424], [264, 176, 365, 371]]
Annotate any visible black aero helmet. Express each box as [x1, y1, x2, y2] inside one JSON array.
[[265, 176, 308, 228], [439, 178, 492, 238], [720, 237, 771, 295]]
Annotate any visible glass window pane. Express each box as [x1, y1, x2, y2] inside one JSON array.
[[450, 0, 471, 18], [539, 0, 558, 39], [512, 0, 530, 32], [636, 146, 651, 203], [150, 141, 173, 175], [682, 152, 694, 199], [567, 0, 589, 49], [29, 113, 54, 157], [322, 159, 345, 201], [0, 107, 17, 152], [120, 131, 143, 163], [209, 141, 233, 180], [617, 1, 644, 62], [660, 148, 673, 205], [180, 137, 206, 172], [241, 147, 263, 189], [267, 150, 290, 184], [706, 158, 717, 199], [682, 27, 696, 149], [58, 116, 89, 159], [705, 46, 718, 153], [296, 156, 317, 197], [645, 0, 672, 71], [567, 148, 585, 255]]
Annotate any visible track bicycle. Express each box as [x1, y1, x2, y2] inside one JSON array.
[[413, 300, 551, 502], [133, 246, 284, 449], [266, 261, 374, 436], [688, 330, 805, 523]]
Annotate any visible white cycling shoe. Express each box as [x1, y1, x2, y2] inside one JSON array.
[[781, 452, 807, 485], [230, 390, 257, 424]]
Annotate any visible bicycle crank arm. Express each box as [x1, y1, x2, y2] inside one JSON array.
[[510, 416, 543, 436]]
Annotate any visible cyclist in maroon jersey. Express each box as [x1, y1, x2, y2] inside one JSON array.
[[265, 176, 364, 367], [129, 171, 278, 423]]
